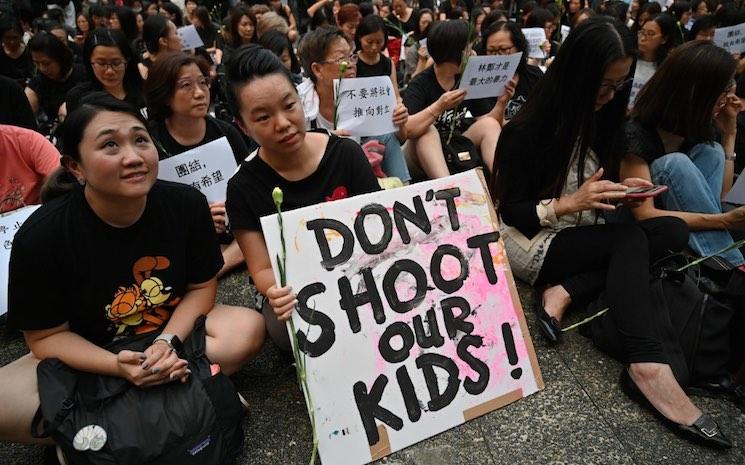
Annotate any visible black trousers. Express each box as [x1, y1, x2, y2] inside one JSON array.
[[536, 217, 689, 363]]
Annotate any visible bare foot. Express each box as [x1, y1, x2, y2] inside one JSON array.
[[542, 285, 571, 322], [629, 363, 701, 426]]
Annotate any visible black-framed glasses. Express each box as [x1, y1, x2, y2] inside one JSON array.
[[599, 77, 633, 95], [91, 60, 127, 71]]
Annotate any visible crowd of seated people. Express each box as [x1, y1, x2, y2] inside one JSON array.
[[2, 0, 745, 462]]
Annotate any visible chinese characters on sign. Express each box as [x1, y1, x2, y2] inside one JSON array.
[[523, 27, 548, 60], [157, 136, 238, 203], [333, 76, 398, 137], [714, 23, 745, 55], [458, 53, 523, 100], [1, 205, 40, 316]]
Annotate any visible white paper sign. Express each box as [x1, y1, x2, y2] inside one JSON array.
[[458, 53, 522, 100], [333, 76, 397, 137], [628, 60, 655, 109], [157, 136, 237, 203], [714, 23, 745, 55], [261, 170, 544, 465], [523, 27, 547, 59], [1, 205, 41, 316], [725, 174, 745, 204], [560, 24, 570, 42], [177, 24, 204, 50]]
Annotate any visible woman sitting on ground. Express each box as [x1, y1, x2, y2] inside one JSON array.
[[492, 16, 731, 449], [621, 41, 745, 268], [403, 19, 510, 179], [224, 44, 380, 351], [63, 29, 145, 119], [297, 27, 411, 183], [144, 52, 250, 277], [0, 92, 264, 450]]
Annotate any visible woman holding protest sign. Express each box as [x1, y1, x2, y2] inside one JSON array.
[[297, 26, 411, 184], [144, 52, 250, 277], [479, 21, 543, 123], [492, 17, 731, 448], [224, 44, 380, 350], [402, 20, 513, 179], [0, 92, 264, 450]]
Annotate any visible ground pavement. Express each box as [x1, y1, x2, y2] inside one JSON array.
[[1, 269, 744, 465]]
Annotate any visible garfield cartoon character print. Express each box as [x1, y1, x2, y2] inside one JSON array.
[[105, 256, 181, 337]]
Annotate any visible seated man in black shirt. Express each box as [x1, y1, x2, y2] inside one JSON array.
[[402, 20, 512, 179]]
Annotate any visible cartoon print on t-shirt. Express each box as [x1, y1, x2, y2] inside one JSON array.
[[105, 256, 181, 337]]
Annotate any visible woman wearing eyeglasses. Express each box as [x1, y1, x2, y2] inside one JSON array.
[[622, 41, 745, 268], [144, 52, 250, 277], [492, 18, 732, 448], [630, 14, 682, 108], [479, 21, 543, 123], [62, 29, 145, 120]]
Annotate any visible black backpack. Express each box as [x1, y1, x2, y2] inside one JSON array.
[[584, 256, 744, 394], [31, 316, 245, 465]]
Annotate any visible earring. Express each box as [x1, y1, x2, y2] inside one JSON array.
[[78, 178, 86, 186]]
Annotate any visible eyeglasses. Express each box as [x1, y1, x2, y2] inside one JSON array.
[[321, 53, 358, 66], [91, 60, 127, 71], [176, 77, 211, 92], [637, 30, 659, 39], [598, 78, 633, 95], [487, 46, 516, 56]]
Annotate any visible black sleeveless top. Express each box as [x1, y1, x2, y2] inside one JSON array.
[[355, 54, 392, 78]]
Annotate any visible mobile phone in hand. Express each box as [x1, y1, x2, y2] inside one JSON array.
[[625, 185, 668, 199]]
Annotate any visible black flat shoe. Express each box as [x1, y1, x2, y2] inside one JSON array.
[[619, 369, 732, 450], [533, 287, 562, 343]]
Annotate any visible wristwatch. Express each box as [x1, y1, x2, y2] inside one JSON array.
[[153, 333, 184, 354], [726, 152, 737, 161]]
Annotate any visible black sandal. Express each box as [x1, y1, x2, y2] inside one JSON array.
[[533, 287, 562, 343]]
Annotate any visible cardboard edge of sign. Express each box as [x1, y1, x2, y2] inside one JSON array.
[[368, 169, 545, 461]]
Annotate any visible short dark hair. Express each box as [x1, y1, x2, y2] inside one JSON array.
[[225, 44, 295, 119], [144, 52, 211, 121], [482, 9, 509, 32], [669, 1, 691, 22], [632, 40, 735, 144], [160, 1, 184, 26], [143, 14, 171, 53], [687, 15, 716, 40], [28, 31, 74, 76], [355, 14, 387, 51], [480, 21, 529, 72], [44, 92, 147, 202], [258, 29, 301, 74], [525, 8, 555, 28], [427, 19, 470, 65], [297, 26, 347, 82]]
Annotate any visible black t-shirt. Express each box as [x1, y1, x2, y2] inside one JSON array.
[[8, 181, 223, 346], [0, 48, 33, 85], [150, 116, 249, 164], [622, 120, 697, 165], [356, 54, 392, 78], [66, 81, 147, 116], [403, 66, 492, 133], [481, 64, 543, 121], [0, 75, 37, 130], [226, 133, 381, 232], [439, 0, 468, 19], [28, 64, 87, 119]]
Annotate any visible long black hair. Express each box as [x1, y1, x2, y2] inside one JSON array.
[[84, 28, 143, 97], [43, 93, 148, 202], [494, 16, 636, 201]]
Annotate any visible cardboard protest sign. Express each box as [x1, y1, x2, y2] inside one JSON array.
[[523, 27, 547, 59], [714, 23, 745, 55], [333, 76, 397, 137], [1, 205, 40, 316], [261, 170, 544, 465], [628, 60, 655, 109], [458, 53, 522, 100], [725, 172, 745, 205], [157, 136, 237, 203], [177, 25, 204, 50]]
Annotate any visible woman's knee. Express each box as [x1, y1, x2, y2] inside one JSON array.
[[650, 152, 694, 182], [207, 305, 265, 363]]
